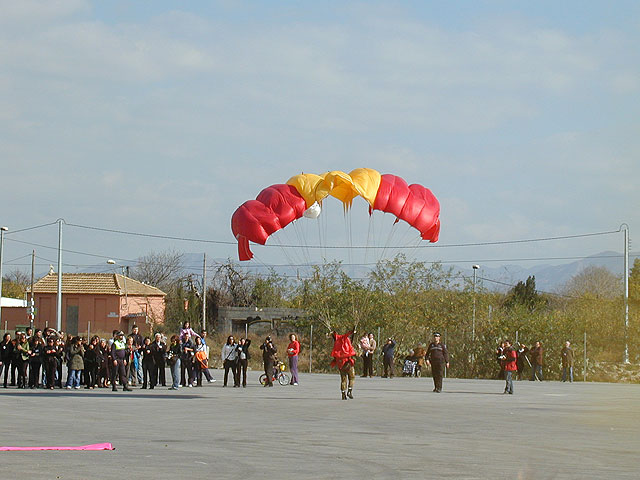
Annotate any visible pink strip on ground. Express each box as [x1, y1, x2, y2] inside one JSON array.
[[0, 443, 114, 451]]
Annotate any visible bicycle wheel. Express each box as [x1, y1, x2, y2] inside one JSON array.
[[259, 374, 267, 386], [278, 372, 290, 386]]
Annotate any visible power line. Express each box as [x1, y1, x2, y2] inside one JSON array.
[[64, 221, 621, 249], [5, 221, 59, 235], [66, 222, 237, 245]]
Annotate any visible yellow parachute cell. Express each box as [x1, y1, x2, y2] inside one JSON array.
[[348, 168, 382, 206], [315, 168, 381, 209], [286, 173, 325, 208]]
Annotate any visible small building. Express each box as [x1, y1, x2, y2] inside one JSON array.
[[216, 306, 307, 335], [5, 273, 167, 336]]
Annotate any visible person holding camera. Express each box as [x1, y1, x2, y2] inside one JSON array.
[[382, 338, 396, 378], [221, 335, 239, 387], [260, 336, 277, 387], [237, 338, 251, 388]]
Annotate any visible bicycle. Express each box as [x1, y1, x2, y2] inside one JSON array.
[[259, 360, 290, 386]]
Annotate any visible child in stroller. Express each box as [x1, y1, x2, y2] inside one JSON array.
[[402, 349, 422, 377]]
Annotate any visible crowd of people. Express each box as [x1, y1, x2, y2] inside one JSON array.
[[0, 321, 575, 398], [0, 322, 303, 393]]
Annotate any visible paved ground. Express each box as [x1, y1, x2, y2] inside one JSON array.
[[0, 370, 638, 480]]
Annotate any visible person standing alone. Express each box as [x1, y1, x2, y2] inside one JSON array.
[[529, 341, 544, 381], [561, 341, 574, 383], [426, 332, 449, 393], [287, 333, 300, 386], [501, 340, 517, 394], [382, 338, 396, 378]]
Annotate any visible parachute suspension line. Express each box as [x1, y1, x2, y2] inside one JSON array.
[[292, 220, 312, 273], [405, 235, 424, 265], [380, 217, 400, 263], [346, 206, 353, 268], [394, 223, 419, 260], [365, 208, 374, 266], [271, 234, 299, 272]]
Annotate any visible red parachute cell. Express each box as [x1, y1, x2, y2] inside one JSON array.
[[231, 184, 307, 261], [372, 174, 440, 241]]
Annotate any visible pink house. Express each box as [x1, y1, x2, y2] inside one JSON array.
[[16, 273, 167, 336]]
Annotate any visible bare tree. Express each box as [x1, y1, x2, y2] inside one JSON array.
[[563, 265, 622, 298], [131, 249, 185, 290]]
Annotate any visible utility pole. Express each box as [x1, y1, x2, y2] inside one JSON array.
[[0, 226, 8, 328], [471, 264, 479, 374], [29, 250, 35, 329], [202, 253, 207, 332], [56, 219, 63, 332], [622, 224, 629, 364]]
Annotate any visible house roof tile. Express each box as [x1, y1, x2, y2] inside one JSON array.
[[29, 273, 166, 296]]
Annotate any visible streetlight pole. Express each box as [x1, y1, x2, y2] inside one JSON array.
[[471, 264, 479, 375], [56, 219, 63, 332], [621, 224, 629, 364], [472, 265, 479, 343], [0, 226, 8, 328]]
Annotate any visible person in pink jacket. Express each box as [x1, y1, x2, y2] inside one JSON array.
[[287, 334, 301, 386]]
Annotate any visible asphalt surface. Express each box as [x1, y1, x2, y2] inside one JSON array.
[[0, 370, 638, 479]]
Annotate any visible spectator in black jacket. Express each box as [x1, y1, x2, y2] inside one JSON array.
[[1, 332, 14, 388], [43, 337, 60, 390], [150, 333, 167, 387], [259, 336, 277, 387], [84, 336, 100, 389], [28, 335, 44, 388], [237, 338, 251, 388], [141, 337, 157, 389], [381, 338, 396, 378]]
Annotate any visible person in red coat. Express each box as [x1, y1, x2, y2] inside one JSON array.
[[501, 340, 518, 394], [330, 328, 356, 400]]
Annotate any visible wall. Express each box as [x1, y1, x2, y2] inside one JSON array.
[[0, 306, 29, 332]]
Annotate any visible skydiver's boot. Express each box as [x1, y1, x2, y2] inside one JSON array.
[[341, 390, 347, 400], [347, 388, 353, 399]]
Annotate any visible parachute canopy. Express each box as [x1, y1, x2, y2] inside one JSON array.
[[231, 168, 440, 261]]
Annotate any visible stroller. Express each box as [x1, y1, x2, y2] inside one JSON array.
[[402, 359, 418, 377]]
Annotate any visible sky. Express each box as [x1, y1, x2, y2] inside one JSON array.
[[0, 0, 638, 282]]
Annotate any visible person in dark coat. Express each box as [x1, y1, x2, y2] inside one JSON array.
[[0, 332, 14, 388], [28, 336, 44, 388], [561, 341, 574, 383], [84, 336, 100, 389], [150, 333, 167, 386], [516, 343, 528, 381], [111, 331, 131, 392], [141, 337, 157, 389], [529, 341, 544, 381], [180, 334, 195, 387], [425, 332, 449, 393], [237, 338, 251, 388], [259, 336, 277, 387], [381, 338, 396, 378], [43, 337, 59, 389]]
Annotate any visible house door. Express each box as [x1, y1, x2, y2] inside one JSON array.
[[66, 305, 79, 336]]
